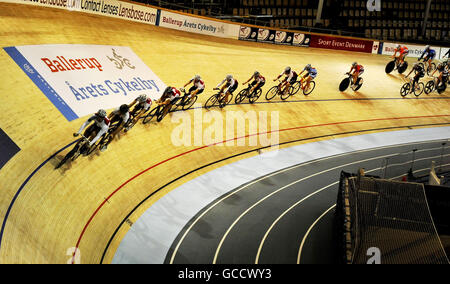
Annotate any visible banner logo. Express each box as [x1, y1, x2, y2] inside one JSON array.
[[107, 48, 135, 70]]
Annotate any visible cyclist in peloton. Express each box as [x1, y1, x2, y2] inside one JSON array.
[[348, 62, 364, 86], [431, 62, 449, 88], [125, 94, 152, 131], [418, 45, 436, 71], [73, 109, 110, 152], [392, 44, 409, 67], [274, 66, 297, 97], [157, 86, 181, 117], [101, 104, 130, 151], [298, 64, 317, 91], [214, 74, 238, 104], [405, 63, 425, 91], [242, 71, 266, 96], [182, 75, 205, 99]]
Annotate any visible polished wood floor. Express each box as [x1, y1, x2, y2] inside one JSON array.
[[0, 3, 448, 263]]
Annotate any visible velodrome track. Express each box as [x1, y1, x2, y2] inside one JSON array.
[[0, 3, 449, 264]]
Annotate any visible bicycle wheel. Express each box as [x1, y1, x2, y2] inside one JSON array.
[[249, 89, 262, 104], [171, 96, 185, 112], [303, 81, 315, 95], [235, 89, 248, 104], [339, 78, 350, 92], [353, 78, 363, 91], [219, 93, 233, 108], [205, 94, 219, 109], [290, 81, 302, 95], [182, 95, 198, 110], [124, 117, 138, 132], [385, 60, 395, 73], [400, 83, 411, 97], [142, 106, 160, 124], [265, 86, 279, 101], [398, 61, 408, 74], [280, 87, 291, 100], [157, 105, 171, 122], [424, 80, 435, 94], [87, 136, 103, 155], [437, 83, 447, 94], [413, 82, 424, 97], [70, 143, 88, 161]]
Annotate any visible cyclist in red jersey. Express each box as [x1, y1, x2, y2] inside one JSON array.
[[274, 66, 297, 97], [242, 71, 266, 95], [214, 75, 238, 104], [348, 62, 364, 86], [392, 44, 409, 65]]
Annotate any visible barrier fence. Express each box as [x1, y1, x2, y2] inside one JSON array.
[[335, 170, 449, 264]]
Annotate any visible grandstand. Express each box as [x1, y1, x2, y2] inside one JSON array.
[[142, 0, 450, 44]]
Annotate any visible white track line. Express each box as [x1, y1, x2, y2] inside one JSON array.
[[169, 139, 447, 264], [297, 204, 337, 264], [212, 153, 399, 263], [255, 182, 338, 263]]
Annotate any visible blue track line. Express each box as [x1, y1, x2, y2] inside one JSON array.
[[0, 140, 78, 252]]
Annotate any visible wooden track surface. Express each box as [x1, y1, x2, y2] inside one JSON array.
[[0, 3, 449, 264]]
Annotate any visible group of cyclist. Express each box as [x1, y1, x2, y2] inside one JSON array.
[[392, 44, 449, 93], [58, 46, 448, 168]]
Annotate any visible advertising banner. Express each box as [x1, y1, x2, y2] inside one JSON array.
[[1, 0, 158, 26], [238, 26, 258, 42], [292, 33, 311, 47], [158, 10, 239, 39], [274, 30, 294, 46], [309, 34, 373, 53], [372, 41, 380, 54], [257, 28, 276, 44], [4, 44, 166, 121], [381, 42, 441, 58]]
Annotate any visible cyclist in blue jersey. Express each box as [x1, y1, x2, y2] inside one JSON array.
[[298, 64, 317, 91], [418, 45, 436, 72]]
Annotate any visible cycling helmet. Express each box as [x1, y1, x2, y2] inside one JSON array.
[[194, 75, 201, 81], [424, 45, 430, 50], [352, 62, 357, 67], [284, 66, 291, 74], [96, 109, 107, 119], [254, 71, 260, 77], [164, 86, 173, 95], [305, 64, 312, 71], [396, 44, 401, 49], [119, 104, 129, 114], [138, 94, 147, 103], [226, 74, 233, 81]]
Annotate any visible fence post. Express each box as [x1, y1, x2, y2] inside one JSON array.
[[439, 142, 446, 173]]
